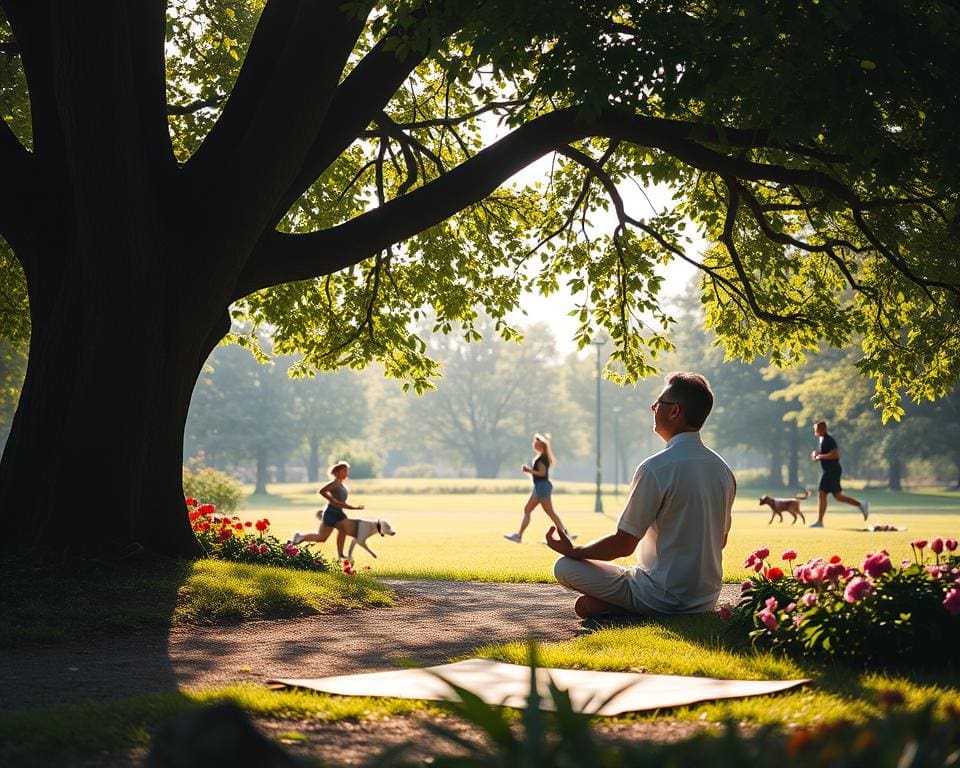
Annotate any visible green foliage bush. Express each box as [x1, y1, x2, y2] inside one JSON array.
[[183, 466, 245, 514], [725, 539, 960, 667]]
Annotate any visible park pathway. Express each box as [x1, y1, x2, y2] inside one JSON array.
[[1, 580, 740, 713]]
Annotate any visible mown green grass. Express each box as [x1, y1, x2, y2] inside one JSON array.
[[0, 558, 393, 647], [474, 614, 960, 727], [243, 482, 960, 582]]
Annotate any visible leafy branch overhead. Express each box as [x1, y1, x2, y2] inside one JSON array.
[[2, 1, 958, 416]]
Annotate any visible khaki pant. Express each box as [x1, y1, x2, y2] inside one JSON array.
[[553, 556, 648, 614]]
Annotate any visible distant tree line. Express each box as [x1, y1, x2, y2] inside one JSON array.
[[173, 295, 960, 492]]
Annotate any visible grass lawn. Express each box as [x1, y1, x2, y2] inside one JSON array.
[[3, 479, 957, 764], [243, 481, 960, 582], [0, 558, 393, 647]]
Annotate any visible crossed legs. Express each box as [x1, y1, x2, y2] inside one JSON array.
[[553, 556, 640, 618]]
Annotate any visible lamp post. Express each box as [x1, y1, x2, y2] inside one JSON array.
[[612, 406, 622, 495], [593, 337, 605, 513]]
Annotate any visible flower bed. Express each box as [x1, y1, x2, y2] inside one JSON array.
[[187, 498, 330, 572], [724, 538, 960, 666]]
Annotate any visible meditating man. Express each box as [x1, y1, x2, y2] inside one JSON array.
[[547, 372, 736, 618]]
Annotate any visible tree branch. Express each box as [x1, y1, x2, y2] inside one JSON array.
[[127, 1, 177, 180], [0, 116, 34, 255], [167, 94, 225, 116], [271, 8, 463, 221], [235, 108, 934, 299], [184, 0, 370, 259]]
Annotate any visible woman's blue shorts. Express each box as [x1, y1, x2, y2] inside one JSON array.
[[321, 507, 347, 527], [533, 479, 553, 499]]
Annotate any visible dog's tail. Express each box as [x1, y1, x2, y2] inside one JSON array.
[[795, 489, 810, 500]]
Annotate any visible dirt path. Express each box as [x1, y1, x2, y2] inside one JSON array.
[[1, 580, 741, 765]]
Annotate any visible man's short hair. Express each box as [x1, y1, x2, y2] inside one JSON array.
[[664, 372, 714, 429]]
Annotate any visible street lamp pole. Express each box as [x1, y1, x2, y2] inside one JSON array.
[[593, 338, 605, 513]]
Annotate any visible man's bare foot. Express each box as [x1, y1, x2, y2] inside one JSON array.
[[574, 594, 617, 619]]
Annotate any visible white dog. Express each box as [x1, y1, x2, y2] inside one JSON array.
[[342, 517, 396, 559]]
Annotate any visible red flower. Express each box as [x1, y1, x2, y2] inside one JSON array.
[[185, 497, 197, 507], [255, 520, 269, 532], [244, 521, 252, 527], [196, 503, 216, 516], [829, 555, 842, 564], [765, 567, 785, 581]]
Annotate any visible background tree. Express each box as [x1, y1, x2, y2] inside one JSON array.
[[1, 1, 958, 558], [404, 319, 568, 478], [187, 344, 299, 494], [290, 369, 368, 483]]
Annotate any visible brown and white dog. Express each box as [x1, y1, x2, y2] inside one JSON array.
[[341, 517, 396, 559], [760, 490, 810, 525]]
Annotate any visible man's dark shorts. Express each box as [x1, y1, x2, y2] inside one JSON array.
[[819, 467, 842, 494]]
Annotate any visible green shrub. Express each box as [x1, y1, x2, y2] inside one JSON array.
[[183, 467, 245, 514]]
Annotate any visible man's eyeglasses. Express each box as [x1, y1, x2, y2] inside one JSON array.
[[652, 398, 679, 411]]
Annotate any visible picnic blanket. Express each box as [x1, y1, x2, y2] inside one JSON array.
[[269, 658, 810, 716]]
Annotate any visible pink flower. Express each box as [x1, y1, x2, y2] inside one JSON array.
[[912, 539, 928, 551], [718, 605, 732, 620], [784, 603, 797, 614], [765, 596, 779, 611], [284, 543, 299, 557], [758, 609, 778, 630], [740, 580, 754, 593], [844, 576, 875, 603], [926, 566, 945, 578], [862, 551, 893, 579], [755, 547, 770, 560], [824, 562, 846, 581], [798, 558, 829, 584], [945, 538, 958, 552], [801, 592, 817, 608], [258, 544, 269, 555], [781, 550, 798, 562], [931, 538, 944, 555], [944, 589, 960, 616]]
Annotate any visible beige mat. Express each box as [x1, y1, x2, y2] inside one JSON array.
[[269, 659, 810, 716]]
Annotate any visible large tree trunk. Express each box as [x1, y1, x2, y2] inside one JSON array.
[[307, 436, 320, 483], [254, 446, 269, 495], [0, 254, 225, 559], [768, 445, 784, 488], [474, 454, 502, 478], [787, 421, 800, 487], [888, 457, 903, 491]]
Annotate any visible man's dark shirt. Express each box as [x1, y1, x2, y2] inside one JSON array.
[[819, 433, 840, 471]]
